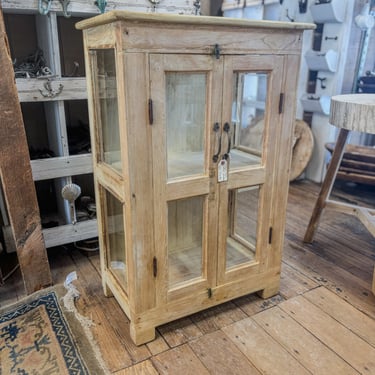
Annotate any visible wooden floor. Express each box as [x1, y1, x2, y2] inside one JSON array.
[[1, 180, 375, 374]]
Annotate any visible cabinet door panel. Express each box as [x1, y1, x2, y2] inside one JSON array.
[[217, 55, 284, 284], [150, 54, 223, 302], [89, 48, 122, 173]]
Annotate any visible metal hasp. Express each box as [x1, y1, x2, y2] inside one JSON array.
[[213, 44, 221, 59], [212, 122, 221, 162], [223, 122, 231, 160]]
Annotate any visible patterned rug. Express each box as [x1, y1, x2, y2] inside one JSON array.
[[0, 285, 107, 374]]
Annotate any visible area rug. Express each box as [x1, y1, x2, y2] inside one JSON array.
[[0, 284, 107, 374]]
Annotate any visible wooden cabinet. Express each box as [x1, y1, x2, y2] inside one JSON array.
[[77, 11, 313, 345]]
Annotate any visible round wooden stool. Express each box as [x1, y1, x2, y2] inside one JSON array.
[[303, 94, 375, 294]]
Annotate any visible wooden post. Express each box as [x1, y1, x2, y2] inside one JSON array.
[[0, 7, 52, 293], [303, 128, 350, 243]]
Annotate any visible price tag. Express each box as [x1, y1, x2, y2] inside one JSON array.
[[218, 159, 228, 182]]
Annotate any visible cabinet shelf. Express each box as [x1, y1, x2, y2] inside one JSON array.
[[17, 77, 87, 102], [31, 154, 93, 181], [43, 219, 98, 248], [1, 0, 194, 16]]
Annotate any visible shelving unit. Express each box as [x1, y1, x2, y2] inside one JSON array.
[[1, 0, 195, 249]]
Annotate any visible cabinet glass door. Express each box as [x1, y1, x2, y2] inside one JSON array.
[[151, 54, 222, 299], [89, 49, 122, 173], [217, 55, 284, 283]]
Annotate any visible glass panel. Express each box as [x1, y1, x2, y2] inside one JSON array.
[[168, 196, 205, 287], [105, 189, 127, 290], [166, 73, 206, 180], [231, 72, 268, 168], [93, 49, 122, 172], [226, 186, 259, 270]]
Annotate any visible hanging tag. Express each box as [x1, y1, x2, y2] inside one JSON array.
[[218, 158, 228, 182]]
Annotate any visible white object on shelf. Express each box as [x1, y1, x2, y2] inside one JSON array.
[[310, 0, 345, 23], [300, 94, 331, 115], [243, 3, 263, 20], [305, 49, 338, 72]]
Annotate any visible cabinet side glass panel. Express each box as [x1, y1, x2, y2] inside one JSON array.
[[168, 196, 205, 288], [104, 189, 127, 291], [226, 186, 259, 270], [231, 72, 268, 168], [91, 49, 122, 172], [166, 73, 206, 180]]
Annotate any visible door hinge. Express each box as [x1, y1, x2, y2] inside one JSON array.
[[153, 256, 157, 277], [207, 288, 213, 298], [268, 227, 273, 244], [213, 44, 221, 59], [279, 93, 285, 114], [148, 98, 154, 125]]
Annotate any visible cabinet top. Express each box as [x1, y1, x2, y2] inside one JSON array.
[[76, 10, 315, 32]]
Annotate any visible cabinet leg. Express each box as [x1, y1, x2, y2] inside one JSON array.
[[130, 322, 156, 346], [257, 283, 280, 299], [102, 280, 113, 297]]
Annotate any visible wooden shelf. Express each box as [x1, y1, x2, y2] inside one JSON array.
[[16, 77, 87, 102]]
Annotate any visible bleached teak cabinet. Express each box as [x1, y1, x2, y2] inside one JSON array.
[[77, 11, 313, 345]]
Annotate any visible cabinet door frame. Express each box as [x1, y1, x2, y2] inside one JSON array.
[[216, 54, 285, 285], [150, 53, 223, 304]]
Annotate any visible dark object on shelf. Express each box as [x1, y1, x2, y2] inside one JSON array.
[[29, 147, 55, 160], [13, 48, 53, 78], [67, 121, 91, 154], [325, 142, 375, 185], [74, 237, 99, 252], [357, 75, 375, 94], [76, 195, 96, 221], [299, 0, 308, 13], [42, 220, 59, 228]]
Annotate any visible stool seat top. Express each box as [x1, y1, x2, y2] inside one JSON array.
[[329, 94, 375, 134]]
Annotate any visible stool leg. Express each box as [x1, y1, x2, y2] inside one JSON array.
[[303, 128, 350, 243]]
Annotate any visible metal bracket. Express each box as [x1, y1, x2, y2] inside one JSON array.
[[317, 77, 327, 89], [59, 0, 71, 18], [213, 44, 221, 59], [39, 0, 71, 17], [38, 0, 52, 15], [39, 79, 64, 98], [95, 0, 107, 13]]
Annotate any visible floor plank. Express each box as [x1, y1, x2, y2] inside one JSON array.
[[253, 303, 359, 374], [151, 344, 210, 375], [114, 360, 158, 375], [222, 317, 311, 374], [304, 287, 375, 348], [189, 330, 261, 375]]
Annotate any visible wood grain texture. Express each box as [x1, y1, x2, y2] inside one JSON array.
[[76, 10, 315, 31], [253, 305, 358, 374], [0, 8, 52, 293], [280, 296, 375, 374], [330, 94, 375, 134], [1, 181, 375, 373]]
